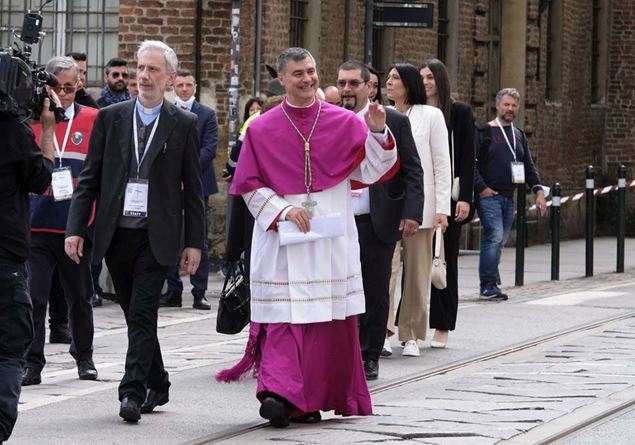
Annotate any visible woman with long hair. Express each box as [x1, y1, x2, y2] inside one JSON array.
[[368, 66, 383, 104], [386, 63, 451, 357], [420, 58, 475, 349]]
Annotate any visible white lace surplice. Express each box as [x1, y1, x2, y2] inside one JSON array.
[[244, 131, 396, 324]]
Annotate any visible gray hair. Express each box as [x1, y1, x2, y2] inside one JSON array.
[[137, 40, 178, 73], [277, 47, 315, 74], [496, 87, 521, 103], [45, 56, 79, 81]]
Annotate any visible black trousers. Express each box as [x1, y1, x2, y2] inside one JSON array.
[[105, 229, 170, 404], [356, 215, 396, 363], [27, 232, 94, 371], [48, 268, 68, 326], [0, 260, 33, 442], [429, 218, 461, 331]]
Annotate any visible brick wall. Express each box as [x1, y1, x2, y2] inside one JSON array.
[[117, 1, 634, 245]]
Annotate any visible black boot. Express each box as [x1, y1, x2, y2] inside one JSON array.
[[159, 288, 182, 307], [49, 322, 71, 344], [192, 291, 211, 310]]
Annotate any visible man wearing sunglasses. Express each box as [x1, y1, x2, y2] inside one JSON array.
[[25, 56, 99, 387], [97, 58, 131, 108]]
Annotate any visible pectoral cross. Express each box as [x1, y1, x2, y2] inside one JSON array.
[[302, 194, 317, 216]]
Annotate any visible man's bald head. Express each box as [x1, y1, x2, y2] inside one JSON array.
[[324, 85, 341, 106]]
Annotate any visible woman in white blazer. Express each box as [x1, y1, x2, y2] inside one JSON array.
[[386, 63, 451, 357]]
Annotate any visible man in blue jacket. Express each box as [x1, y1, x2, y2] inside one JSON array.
[[161, 69, 218, 310]]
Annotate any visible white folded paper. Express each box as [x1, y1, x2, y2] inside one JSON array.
[[278, 213, 345, 246]]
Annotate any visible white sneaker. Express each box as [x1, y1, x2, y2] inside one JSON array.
[[381, 337, 393, 357], [402, 340, 420, 357]]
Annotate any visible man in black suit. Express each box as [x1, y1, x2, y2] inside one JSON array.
[[337, 61, 424, 380], [161, 68, 218, 310], [65, 40, 205, 422]]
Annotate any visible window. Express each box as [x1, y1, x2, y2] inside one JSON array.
[[289, 0, 308, 48], [0, 0, 119, 88], [546, 0, 563, 100], [591, 0, 608, 103]]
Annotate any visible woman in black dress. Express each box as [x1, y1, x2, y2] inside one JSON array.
[[420, 58, 475, 348]]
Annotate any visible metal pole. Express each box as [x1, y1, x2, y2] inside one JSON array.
[[253, 0, 262, 97], [515, 184, 526, 287], [585, 165, 595, 277], [194, 0, 203, 101], [551, 183, 561, 280], [364, 0, 373, 65], [617, 164, 626, 273], [228, 1, 241, 156]]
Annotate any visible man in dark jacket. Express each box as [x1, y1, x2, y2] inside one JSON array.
[[474, 87, 547, 300], [337, 61, 424, 380], [0, 93, 57, 443], [160, 68, 218, 310]]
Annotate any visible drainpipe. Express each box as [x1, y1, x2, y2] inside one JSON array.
[[228, 1, 241, 154], [195, 0, 203, 101], [364, 0, 373, 65], [254, 0, 263, 96]]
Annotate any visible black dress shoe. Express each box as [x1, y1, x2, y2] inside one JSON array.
[[91, 293, 103, 307], [101, 292, 118, 303], [77, 359, 98, 380], [259, 396, 290, 428], [159, 289, 182, 307], [21, 367, 41, 386], [364, 359, 379, 381], [192, 293, 211, 310], [140, 388, 169, 413], [290, 411, 321, 423], [49, 323, 71, 344], [119, 396, 141, 422]]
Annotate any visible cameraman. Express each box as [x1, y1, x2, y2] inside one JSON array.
[[0, 95, 57, 442]]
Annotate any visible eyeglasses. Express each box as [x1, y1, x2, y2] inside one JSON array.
[[52, 84, 77, 94], [110, 72, 129, 79], [336, 79, 364, 88]]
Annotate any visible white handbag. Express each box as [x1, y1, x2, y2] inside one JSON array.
[[430, 226, 447, 290], [451, 131, 460, 201]]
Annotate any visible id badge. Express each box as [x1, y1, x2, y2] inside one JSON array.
[[123, 179, 149, 217], [51, 167, 74, 201], [511, 162, 525, 184]]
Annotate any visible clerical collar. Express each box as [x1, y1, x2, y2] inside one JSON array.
[[64, 103, 76, 121], [284, 97, 316, 109], [135, 99, 163, 116], [175, 96, 195, 111], [135, 99, 162, 126]]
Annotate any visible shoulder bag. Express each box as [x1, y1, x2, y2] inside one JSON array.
[[216, 260, 250, 334], [431, 226, 447, 290]]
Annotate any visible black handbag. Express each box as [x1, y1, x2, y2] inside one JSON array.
[[216, 261, 250, 334]]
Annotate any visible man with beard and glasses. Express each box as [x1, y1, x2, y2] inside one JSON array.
[[97, 58, 131, 108], [337, 61, 423, 380], [474, 88, 546, 300]]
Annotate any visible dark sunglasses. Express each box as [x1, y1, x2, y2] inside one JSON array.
[[110, 72, 129, 79], [52, 83, 77, 94]]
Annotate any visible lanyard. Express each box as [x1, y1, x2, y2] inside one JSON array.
[[132, 109, 160, 178], [495, 118, 516, 161], [53, 106, 75, 168]]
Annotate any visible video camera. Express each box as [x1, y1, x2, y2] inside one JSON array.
[[0, 0, 64, 121]]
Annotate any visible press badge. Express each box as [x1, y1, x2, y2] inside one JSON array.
[[511, 162, 525, 184], [51, 167, 74, 201], [123, 179, 149, 217]]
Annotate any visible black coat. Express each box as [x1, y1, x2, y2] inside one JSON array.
[[368, 107, 424, 243], [66, 100, 206, 267]]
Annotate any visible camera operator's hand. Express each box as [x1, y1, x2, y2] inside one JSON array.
[[38, 97, 57, 162], [65, 236, 84, 264]]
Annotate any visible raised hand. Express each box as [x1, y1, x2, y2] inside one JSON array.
[[364, 101, 387, 133]]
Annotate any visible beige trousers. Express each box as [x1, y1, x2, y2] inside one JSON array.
[[387, 242, 401, 336], [396, 228, 434, 342]]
